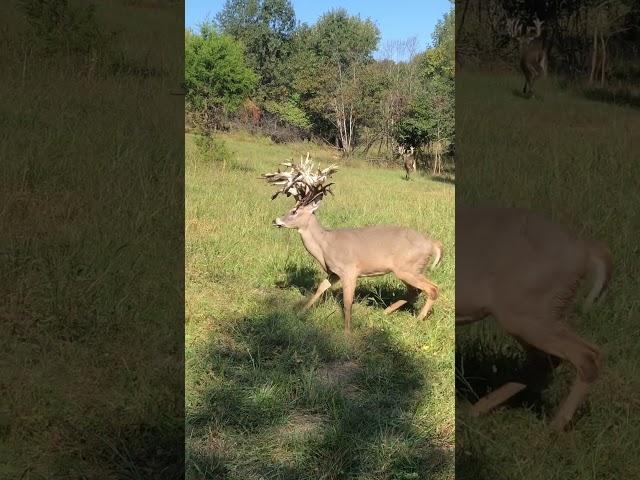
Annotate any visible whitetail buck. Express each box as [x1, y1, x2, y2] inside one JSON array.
[[262, 154, 443, 333], [457, 206, 613, 430], [398, 145, 417, 180], [506, 17, 549, 97]]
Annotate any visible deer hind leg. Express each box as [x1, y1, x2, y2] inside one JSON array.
[[528, 67, 539, 97], [302, 273, 340, 311], [540, 53, 548, 78], [384, 283, 419, 315], [513, 321, 602, 430], [394, 272, 439, 321]]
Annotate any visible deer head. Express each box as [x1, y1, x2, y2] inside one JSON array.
[[261, 153, 338, 230], [397, 145, 415, 156], [506, 16, 544, 43]]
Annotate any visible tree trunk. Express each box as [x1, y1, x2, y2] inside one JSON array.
[[600, 33, 607, 86], [589, 26, 598, 85]]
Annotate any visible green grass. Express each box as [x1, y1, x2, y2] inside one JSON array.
[[185, 131, 455, 479], [1, 2, 183, 477], [456, 72, 640, 479]]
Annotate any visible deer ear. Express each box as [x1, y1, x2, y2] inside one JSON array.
[[309, 201, 320, 213]]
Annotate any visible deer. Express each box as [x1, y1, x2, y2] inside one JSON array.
[[262, 154, 443, 334], [456, 205, 613, 431], [506, 16, 549, 98], [398, 145, 417, 180]]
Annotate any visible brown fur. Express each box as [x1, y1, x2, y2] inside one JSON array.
[[274, 203, 442, 332], [456, 206, 612, 430]]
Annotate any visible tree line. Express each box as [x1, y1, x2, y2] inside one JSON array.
[[456, 0, 640, 89], [185, 0, 455, 168]]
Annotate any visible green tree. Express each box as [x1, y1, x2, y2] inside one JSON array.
[[216, 0, 296, 97], [395, 7, 454, 172], [185, 23, 258, 128], [293, 9, 380, 155]]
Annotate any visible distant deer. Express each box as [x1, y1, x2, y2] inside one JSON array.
[[262, 154, 443, 333], [457, 206, 613, 430], [398, 145, 417, 180], [506, 16, 549, 97]]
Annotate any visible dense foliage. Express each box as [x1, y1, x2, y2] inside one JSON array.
[[186, 0, 456, 167], [185, 24, 258, 121], [456, 0, 640, 85]]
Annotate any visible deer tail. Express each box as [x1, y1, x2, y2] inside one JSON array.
[[430, 241, 443, 270], [583, 241, 613, 311]]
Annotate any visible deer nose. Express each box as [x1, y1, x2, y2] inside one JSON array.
[[273, 218, 284, 228]]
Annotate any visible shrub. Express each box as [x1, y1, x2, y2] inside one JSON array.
[[185, 24, 258, 114], [18, 0, 110, 56], [263, 98, 312, 131], [194, 135, 232, 164]]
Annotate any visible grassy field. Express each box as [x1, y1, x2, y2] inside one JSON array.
[[185, 131, 455, 479], [1, 2, 183, 477], [456, 72, 640, 479]]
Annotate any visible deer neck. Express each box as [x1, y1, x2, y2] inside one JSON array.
[[298, 214, 329, 269]]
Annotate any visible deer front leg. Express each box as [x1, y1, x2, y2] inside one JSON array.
[[302, 273, 339, 311], [340, 275, 357, 334]]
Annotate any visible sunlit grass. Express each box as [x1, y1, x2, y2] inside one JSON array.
[[456, 71, 640, 480], [186, 131, 455, 479]]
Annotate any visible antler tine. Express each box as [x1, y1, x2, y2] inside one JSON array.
[[532, 17, 544, 37], [506, 17, 523, 38], [262, 153, 339, 207]]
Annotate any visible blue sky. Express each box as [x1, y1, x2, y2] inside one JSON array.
[[185, 0, 452, 60]]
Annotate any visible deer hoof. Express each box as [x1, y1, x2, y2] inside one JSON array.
[[550, 414, 571, 432]]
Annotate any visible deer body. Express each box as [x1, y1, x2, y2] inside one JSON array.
[[275, 204, 441, 333], [263, 155, 442, 333], [404, 155, 416, 180], [298, 217, 438, 278], [456, 206, 612, 430], [507, 18, 549, 97], [519, 36, 548, 96], [399, 146, 417, 180]]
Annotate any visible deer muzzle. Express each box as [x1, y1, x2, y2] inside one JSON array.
[[273, 218, 285, 228]]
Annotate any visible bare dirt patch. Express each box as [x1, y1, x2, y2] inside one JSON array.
[[277, 413, 326, 438], [316, 359, 361, 399]]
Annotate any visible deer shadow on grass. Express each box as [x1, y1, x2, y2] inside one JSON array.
[[428, 174, 456, 186], [186, 295, 453, 479], [455, 328, 560, 419], [455, 329, 568, 480], [582, 86, 640, 110], [276, 263, 417, 313], [276, 264, 319, 294], [511, 87, 529, 99]]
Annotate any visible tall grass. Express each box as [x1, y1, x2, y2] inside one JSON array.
[[1, 1, 183, 477], [456, 71, 640, 480], [186, 131, 455, 479]]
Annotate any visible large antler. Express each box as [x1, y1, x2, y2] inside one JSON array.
[[261, 152, 339, 207], [506, 16, 544, 40], [532, 17, 544, 38], [506, 17, 523, 39]]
